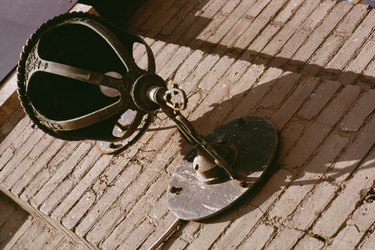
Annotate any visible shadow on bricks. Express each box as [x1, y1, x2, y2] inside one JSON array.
[[127, 0, 375, 87], [117, 0, 375, 227]]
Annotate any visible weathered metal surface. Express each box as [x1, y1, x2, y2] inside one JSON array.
[[17, 12, 155, 143], [167, 116, 278, 221]]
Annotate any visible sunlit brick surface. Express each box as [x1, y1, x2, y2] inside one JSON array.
[[1, 0, 375, 249]]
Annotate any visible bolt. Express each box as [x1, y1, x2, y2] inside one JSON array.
[[109, 143, 116, 149], [170, 186, 183, 194], [239, 180, 248, 188]]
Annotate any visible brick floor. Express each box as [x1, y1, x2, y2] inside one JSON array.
[[0, 0, 375, 249], [0, 192, 84, 249]]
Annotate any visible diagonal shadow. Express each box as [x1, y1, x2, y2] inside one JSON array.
[[116, 0, 375, 229], [0, 192, 29, 248], [88, 0, 374, 243]]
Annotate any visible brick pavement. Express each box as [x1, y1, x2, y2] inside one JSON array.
[[0, 0, 375, 249], [0, 192, 84, 249]]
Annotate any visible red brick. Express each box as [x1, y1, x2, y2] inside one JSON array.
[[340, 89, 375, 132], [338, 40, 375, 85], [279, 122, 306, 159], [75, 163, 142, 238], [205, 0, 258, 44], [158, 46, 191, 80], [297, 80, 341, 120], [51, 155, 112, 220], [329, 202, 375, 249], [282, 85, 361, 167], [158, 0, 203, 38], [290, 2, 352, 67], [11, 139, 66, 196], [260, 71, 302, 109], [212, 169, 293, 249], [269, 134, 348, 221], [198, 55, 235, 92], [40, 180, 74, 216], [137, 0, 179, 33], [233, 0, 288, 50], [322, 11, 375, 77], [0, 129, 45, 183], [265, 227, 303, 250], [327, 113, 375, 183], [174, 49, 204, 83], [294, 235, 325, 249], [100, 174, 171, 249], [226, 67, 281, 121], [271, 77, 319, 129], [140, 212, 179, 249], [312, 148, 375, 238], [30, 142, 92, 208], [61, 191, 96, 230], [164, 222, 200, 249], [127, 0, 165, 33], [287, 181, 337, 230], [237, 224, 274, 250], [270, 0, 336, 69], [302, 4, 369, 77], [261, 0, 320, 57], [359, 230, 375, 250], [0, 117, 31, 155]]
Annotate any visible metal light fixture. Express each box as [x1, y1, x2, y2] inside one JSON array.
[[17, 12, 278, 221]]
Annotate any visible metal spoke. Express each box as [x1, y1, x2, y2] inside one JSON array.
[[38, 59, 126, 90], [35, 101, 127, 131]]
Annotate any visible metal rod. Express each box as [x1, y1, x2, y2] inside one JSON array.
[[147, 218, 183, 250], [148, 86, 236, 180]]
